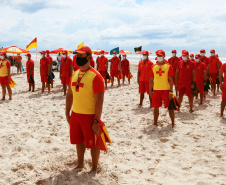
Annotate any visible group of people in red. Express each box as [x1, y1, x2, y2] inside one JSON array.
[[137, 48, 224, 128]]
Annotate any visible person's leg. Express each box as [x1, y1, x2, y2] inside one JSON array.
[[139, 93, 144, 106], [2, 85, 6, 100], [200, 93, 204, 105], [154, 108, 159, 126], [76, 143, 86, 168], [169, 110, 175, 128], [212, 84, 216, 95], [29, 83, 31, 91], [111, 77, 114, 86], [41, 82, 45, 93], [117, 77, 120, 87], [63, 84, 67, 96], [32, 83, 35, 92], [189, 96, 194, 113], [149, 95, 152, 108], [217, 84, 220, 92], [122, 77, 125, 85], [47, 82, 50, 94], [105, 79, 107, 89], [220, 100, 226, 116], [6, 86, 12, 100], [128, 76, 130, 84], [91, 147, 100, 172], [17, 66, 19, 74]]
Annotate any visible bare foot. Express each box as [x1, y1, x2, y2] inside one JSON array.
[[172, 124, 176, 128], [1, 97, 5, 101], [189, 109, 194, 113]]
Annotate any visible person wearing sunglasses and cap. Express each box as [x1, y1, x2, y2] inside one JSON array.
[[66, 46, 105, 173], [40, 51, 51, 94], [25, 53, 35, 92], [60, 50, 73, 96], [208, 49, 221, 96], [0, 52, 12, 100], [175, 50, 196, 113]]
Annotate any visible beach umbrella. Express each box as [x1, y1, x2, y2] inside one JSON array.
[[136, 50, 152, 54], [49, 48, 73, 54], [92, 49, 109, 55], [0, 46, 29, 54], [119, 50, 132, 54]]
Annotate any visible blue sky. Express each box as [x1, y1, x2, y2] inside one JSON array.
[[1, 0, 226, 52]]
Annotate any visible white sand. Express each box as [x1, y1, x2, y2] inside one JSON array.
[[0, 60, 225, 185]]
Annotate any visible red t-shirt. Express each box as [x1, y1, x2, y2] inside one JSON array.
[[220, 63, 226, 87], [73, 55, 80, 71], [208, 56, 220, 74], [40, 57, 50, 76], [219, 60, 222, 67], [16, 56, 22, 63], [61, 56, 73, 77], [26, 59, 34, 76], [168, 57, 180, 75], [200, 56, 209, 68], [90, 58, 95, 67], [111, 57, 120, 71], [177, 60, 196, 87], [121, 59, 130, 72], [98, 56, 108, 71], [196, 62, 206, 82], [138, 60, 154, 82]]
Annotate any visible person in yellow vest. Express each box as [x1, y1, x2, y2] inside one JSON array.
[[0, 52, 12, 100], [66, 46, 105, 173], [149, 50, 175, 128]]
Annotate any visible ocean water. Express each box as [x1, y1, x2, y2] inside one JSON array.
[[14, 50, 226, 64]]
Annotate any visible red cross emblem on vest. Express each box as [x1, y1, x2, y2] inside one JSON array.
[[72, 81, 84, 92], [0, 63, 4, 69], [156, 68, 165, 76]]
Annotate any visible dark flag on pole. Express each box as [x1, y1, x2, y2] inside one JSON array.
[[134, 46, 142, 53]]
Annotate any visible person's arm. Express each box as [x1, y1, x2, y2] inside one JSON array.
[[192, 70, 196, 82], [149, 77, 154, 98], [96, 59, 99, 71], [168, 76, 174, 99], [106, 59, 108, 72], [30, 65, 34, 76], [175, 69, 179, 89], [65, 87, 73, 124], [137, 70, 140, 84], [219, 70, 224, 91], [207, 64, 210, 75], [60, 64, 62, 79], [203, 70, 207, 81], [7, 67, 10, 83]]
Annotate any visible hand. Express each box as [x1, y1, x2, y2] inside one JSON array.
[[191, 84, 195, 89], [220, 84, 223, 91], [92, 124, 100, 136], [169, 93, 173, 100], [66, 113, 70, 125]]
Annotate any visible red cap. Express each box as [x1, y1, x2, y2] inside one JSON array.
[[62, 50, 68, 54], [210, 49, 215, 53], [200, 49, 206, 53], [113, 51, 117, 54], [75, 46, 92, 55], [172, 50, 177, 53], [182, 50, 186, 53], [100, 50, 104, 54], [40, 51, 46, 54], [25, 53, 31, 57], [123, 54, 127, 57], [190, 54, 194, 57], [215, 54, 219, 57], [155, 50, 165, 56], [46, 50, 49, 53], [182, 50, 189, 56], [195, 54, 201, 58], [142, 50, 149, 55], [0, 51, 6, 55]]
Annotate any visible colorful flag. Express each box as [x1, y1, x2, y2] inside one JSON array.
[[110, 47, 119, 55], [26, 38, 37, 51], [77, 41, 84, 50], [134, 46, 142, 53]]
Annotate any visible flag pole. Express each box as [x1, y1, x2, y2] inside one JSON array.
[[36, 38, 37, 62]]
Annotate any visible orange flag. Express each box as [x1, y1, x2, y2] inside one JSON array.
[[26, 38, 37, 51]]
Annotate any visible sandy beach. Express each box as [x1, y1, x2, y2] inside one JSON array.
[[0, 60, 225, 185]]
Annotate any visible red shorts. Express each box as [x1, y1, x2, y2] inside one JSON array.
[[111, 70, 119, 78], [179, 86, 193, 97], [41, 75, 48, 83], [152, 90, 170, 108], [70, 112, 95, 148], [210, 73, 217, 84], [0, 76, 9, 86], [222, 88, 226, 100], [139, 81, 149, 94], [61, 76, 70, 85], [27, 75, 34, 83], [196, 81, 204, 94], [122, 70, 129, 78], [99, 71, 106, 79]]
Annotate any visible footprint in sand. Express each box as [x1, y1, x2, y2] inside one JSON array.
[[160, 138, 169, 143]]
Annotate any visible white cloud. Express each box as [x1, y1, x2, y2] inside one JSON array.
[[0, 0, 226, 52]]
